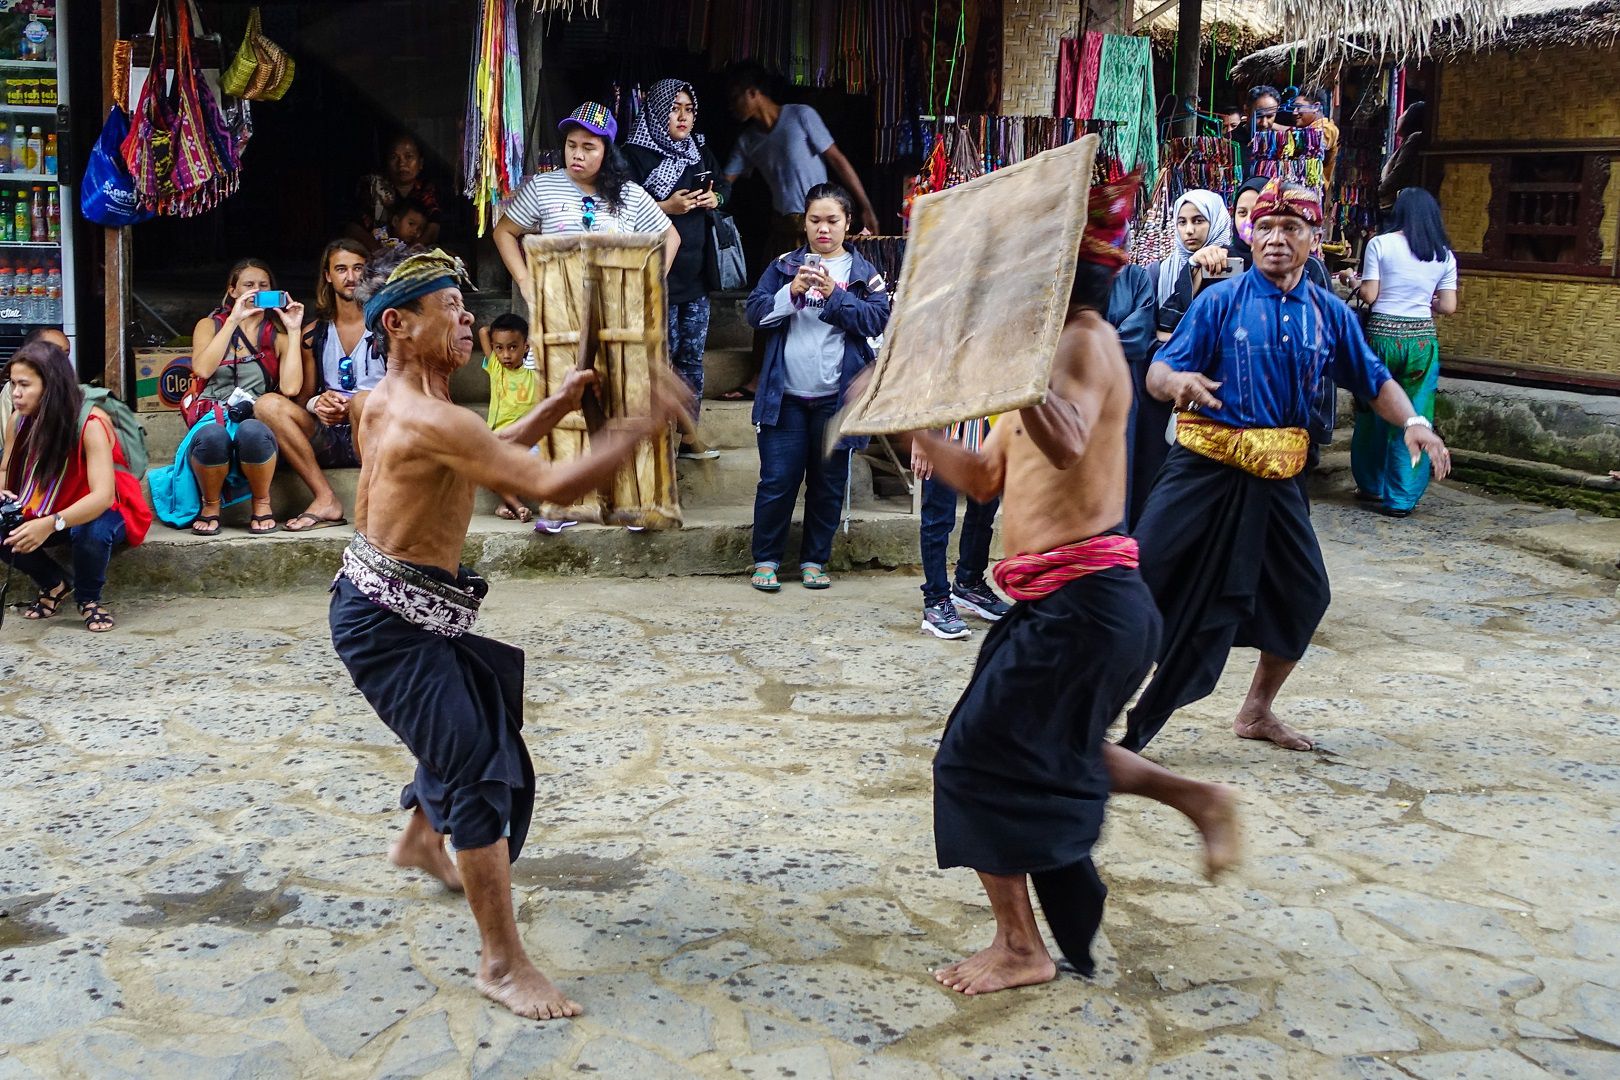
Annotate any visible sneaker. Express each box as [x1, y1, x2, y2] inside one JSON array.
[[952, 578, 1011, 622], [678, 445, 721, 460], [921, 599, 972, 640], [534, 519, 578, 535]]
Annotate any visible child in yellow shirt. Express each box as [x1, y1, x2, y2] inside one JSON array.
[[480, 313, 543, 522]]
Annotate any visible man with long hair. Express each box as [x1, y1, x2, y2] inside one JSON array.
[[328, 246, 688, 1020], [254, 239, 378, 531]]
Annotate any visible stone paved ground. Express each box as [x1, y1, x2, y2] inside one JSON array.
[[2, 481, 1618, 1079]]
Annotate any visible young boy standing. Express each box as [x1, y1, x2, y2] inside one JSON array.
[[479, 313, 542, 523]]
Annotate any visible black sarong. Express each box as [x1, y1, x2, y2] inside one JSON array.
[[1121, 445, 1330, 752], [330, 570, 535, 860], [934, 567, 1160, 975]]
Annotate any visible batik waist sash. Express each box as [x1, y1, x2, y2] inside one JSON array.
[[337, 532, 487, 638], [992, 534, 1140, 602], [1175, 413, 1309, 480]]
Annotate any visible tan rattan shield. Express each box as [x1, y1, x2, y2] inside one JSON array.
[[839, 134, 1099, 437], [522, 232, 681, 529]]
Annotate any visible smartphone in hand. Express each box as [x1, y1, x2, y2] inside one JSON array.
[[254, 290, 290, 310], [691, 170, 714, 193]]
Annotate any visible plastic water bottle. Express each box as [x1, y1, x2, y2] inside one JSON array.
[[29, 265, 46, 323], [45, 188, 57, 241], [0, 263, 13, 322], [10, 127, 25, 174], [45, 260, 60, 322]]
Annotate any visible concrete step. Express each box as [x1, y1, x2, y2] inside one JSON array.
[[106, 500, 932, 598], [707, 291, 753, 349]]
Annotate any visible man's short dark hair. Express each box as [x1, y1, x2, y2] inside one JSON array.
[[1296, 86, 1328, 109], [726, 61, 777, 100], [1249, 84, 1281, 105], [490, 312, 529, 338], [1069, 261, 1118, 312]]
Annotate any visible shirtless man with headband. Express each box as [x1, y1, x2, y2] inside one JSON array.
[[329, 247, 688, 1020], [913, 177, 1239, 995]]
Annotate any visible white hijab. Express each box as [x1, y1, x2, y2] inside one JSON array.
[[1157, 188, 1234, 305]]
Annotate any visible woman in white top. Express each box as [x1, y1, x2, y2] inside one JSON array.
[[1347, 187, 1459, 517], [491, 101, 679, 533], [492, 101, 679, 310]]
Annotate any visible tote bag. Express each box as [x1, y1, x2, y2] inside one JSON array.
[[80, 107, 155, 227]]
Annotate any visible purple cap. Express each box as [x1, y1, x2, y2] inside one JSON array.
[[559, 101, 617, 142]]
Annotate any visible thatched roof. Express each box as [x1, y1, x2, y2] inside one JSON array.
[[1235, 0, 1620, 75], [1133, 0, 1286, 55]]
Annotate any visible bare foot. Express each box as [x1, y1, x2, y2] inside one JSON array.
[[934, 942, 1056, 996], [389, 827, 464, 893], [1187, 782, 1242, 880], [1233, 704, 1315, 751], [477, 958, 582, 1020], [495, 505, 517, 520]]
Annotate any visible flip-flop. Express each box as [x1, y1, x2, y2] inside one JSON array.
[[801, 565, 832, 590], [719, 387, 756, 401], [750, 566, 780, 592], [282, 513, 349, 533], [249, 514, 281, 535], [191, 514, 222, 536]]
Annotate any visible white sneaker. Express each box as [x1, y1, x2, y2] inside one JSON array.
[[678, 446, 721, 460], [534, 519, 577, 535]]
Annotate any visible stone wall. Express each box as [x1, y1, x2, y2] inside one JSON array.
[[1435, 377, 1620, 475]]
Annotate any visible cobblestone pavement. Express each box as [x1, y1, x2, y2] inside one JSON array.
[[2, 483, 1618, 1079]]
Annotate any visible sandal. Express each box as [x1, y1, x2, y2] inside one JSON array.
[[191, 514, 222, 537], [23, 580, 73, 620], [249, 514, 281, 536], [750, 565, 780, 592], [79, 601, 116, 633], [719, 387, 756, 402], [801, 564, 832, 590]]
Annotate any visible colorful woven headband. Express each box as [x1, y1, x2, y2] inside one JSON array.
[[1249, 178, 1322, 226], [363, 249, 471, 334], [1077, 170, 1141, 269]]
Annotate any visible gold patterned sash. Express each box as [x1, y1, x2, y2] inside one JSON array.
[[1175, 413, 1309, 480]]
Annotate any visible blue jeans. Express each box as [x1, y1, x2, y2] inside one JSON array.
[[2, 507, 126, 604], [752, 394, 849, 568], [667, 297, 711, 417], [920, 477, 999, 604]]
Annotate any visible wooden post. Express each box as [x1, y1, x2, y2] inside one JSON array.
[[1173, 0, 1203, 137], [100, 0, 129, 395]]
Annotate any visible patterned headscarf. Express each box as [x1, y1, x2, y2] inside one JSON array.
[[363, 249, 472, 335], [1249, 178, 1324, 226], [1077, 171, 1141, 269], [1157, 188, 1233, 305], [625, 79, 704, 201]]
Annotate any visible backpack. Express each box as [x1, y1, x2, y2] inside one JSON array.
[[78, 386, 150, 480]]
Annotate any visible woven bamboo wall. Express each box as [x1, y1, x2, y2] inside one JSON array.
[[1439, 47, 1620, 143], [1001, 0, 1083, 114], [1439, 273, 1620, 378], [1438, 162, 1493, 254], [1605, 171, 1620, 261]]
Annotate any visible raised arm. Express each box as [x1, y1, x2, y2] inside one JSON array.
[[493, 216, 533, 306], [277, 304, 306, 398], [190, 295, 254, 379], [822, 144, 880, 235], [497, 370, 599, 447]]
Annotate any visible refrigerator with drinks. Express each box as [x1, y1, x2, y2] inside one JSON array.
[[0, 1, 72, 355]]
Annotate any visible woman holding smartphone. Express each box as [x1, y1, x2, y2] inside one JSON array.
[[744, 183, 890, 592], [185, 258, 305, 536], [623, 79, 732, 458]]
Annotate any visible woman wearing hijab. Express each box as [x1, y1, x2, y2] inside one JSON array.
[[1150, 189, 1234, 340], [623, 80, 732, 460], [1129, 190, 1232, 522]]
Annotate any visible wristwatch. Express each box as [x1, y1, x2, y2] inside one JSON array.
[[1404, 416, 1433, 431], [52, 513, 66, 532]]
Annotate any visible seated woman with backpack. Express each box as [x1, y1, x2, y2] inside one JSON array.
[[185, 258, 305, 535], [2, 340, 152, 631]]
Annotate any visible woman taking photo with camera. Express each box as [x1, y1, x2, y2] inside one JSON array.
[[2, 341, 151, 631], [745, 182, 889, 592], [186, 258, 305, 535]]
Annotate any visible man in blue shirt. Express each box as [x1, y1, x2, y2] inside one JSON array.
[[1120, 180, 1451, 754]]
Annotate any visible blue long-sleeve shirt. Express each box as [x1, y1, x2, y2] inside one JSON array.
[[1154, 269, 1392, 429], [1107, 263, 1157, 366]]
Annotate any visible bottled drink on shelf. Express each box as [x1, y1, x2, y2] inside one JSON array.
[[12, 189, 26, 239], [43, 132, 56, 176], [25, 127, 42, 173], [45, 259, 60, 323], [0, 262, 12, 322], [9, 126, 25, 174], [29, 186, 44, 242], [0, 122, 10, 175], [0, 194, 11, 243], [29, 264, 45, 323], [46, 188, 58, 241]]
